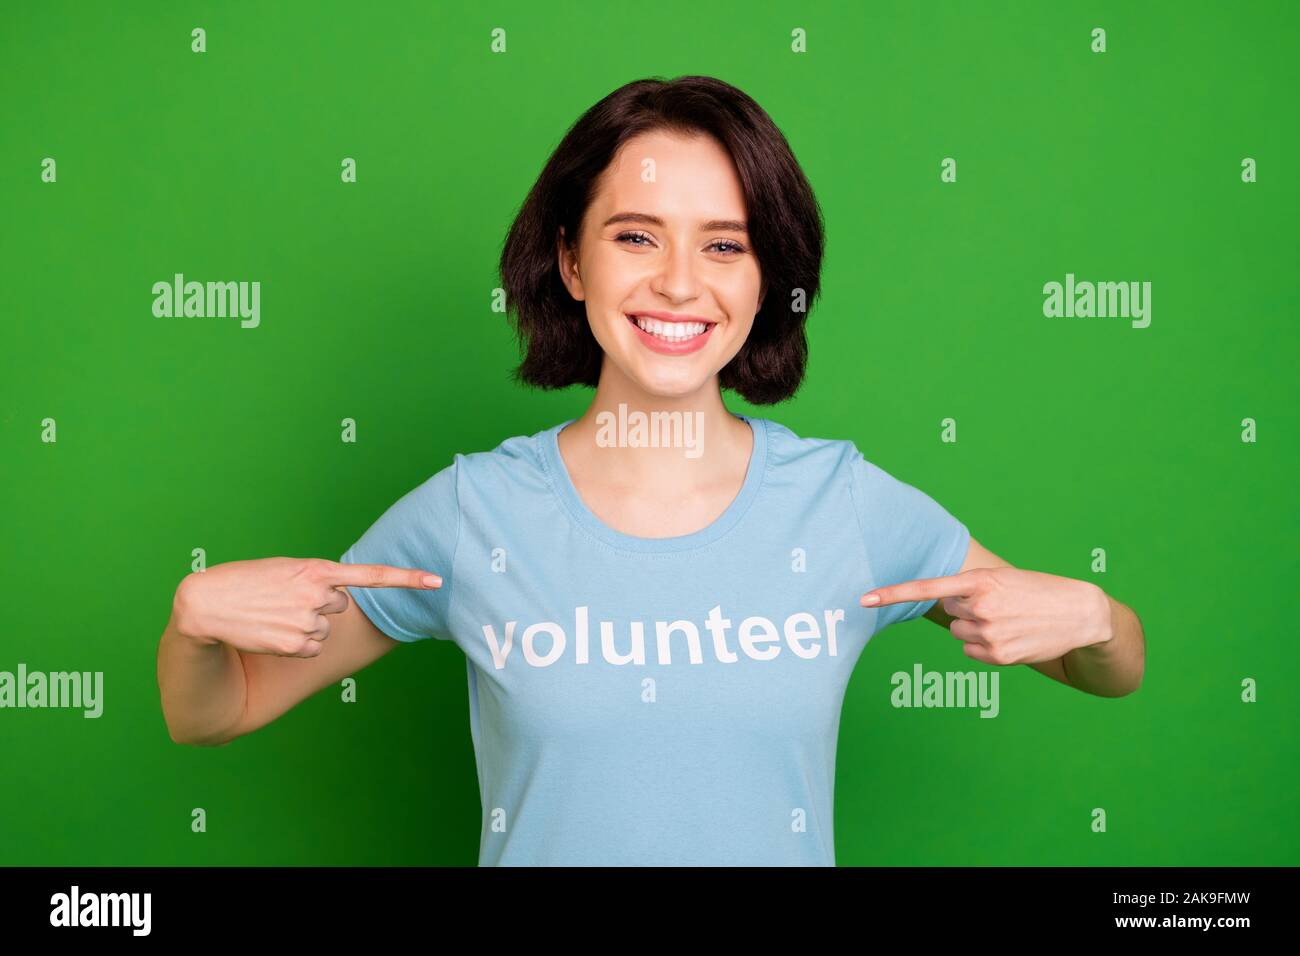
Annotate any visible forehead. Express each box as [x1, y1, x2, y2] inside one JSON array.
[[589, 129, 747, 223]]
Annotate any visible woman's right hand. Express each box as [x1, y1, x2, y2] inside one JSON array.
[[172, 557, 441, 658]]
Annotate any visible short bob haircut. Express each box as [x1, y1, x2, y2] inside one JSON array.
[[499, 75, 825, 406]]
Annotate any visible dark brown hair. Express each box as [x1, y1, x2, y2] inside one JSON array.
[[498, 75, 826, 406]]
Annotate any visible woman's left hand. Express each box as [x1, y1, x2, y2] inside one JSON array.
[[861, 567, 1114, 666]]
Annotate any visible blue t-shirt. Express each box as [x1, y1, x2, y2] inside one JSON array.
[[340, 415, 970, 866]]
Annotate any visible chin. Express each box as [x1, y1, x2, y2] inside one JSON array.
[[621, 359, 714, 399]]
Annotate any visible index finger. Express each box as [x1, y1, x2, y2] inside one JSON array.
[[861, 573, 972, 608], [323, 561, 442, 589]]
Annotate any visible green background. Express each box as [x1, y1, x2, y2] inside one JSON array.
[[1, 0, 1295, 866]]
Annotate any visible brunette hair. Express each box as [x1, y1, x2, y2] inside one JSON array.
[[499, 75, 825, 405]]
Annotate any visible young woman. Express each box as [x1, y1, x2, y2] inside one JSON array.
[[157, 75, 1145, 866]]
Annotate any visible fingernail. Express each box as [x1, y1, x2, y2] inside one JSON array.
[[861, 593, 880, 606], [423, 575, 441, 587]]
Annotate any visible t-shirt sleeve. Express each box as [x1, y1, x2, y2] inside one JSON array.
[[338, 457, 461, 642], [845, 443, 971, 632]]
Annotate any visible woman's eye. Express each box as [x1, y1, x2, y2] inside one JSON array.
[[709, 240, 746, 255], [616, 232, 746, 256]]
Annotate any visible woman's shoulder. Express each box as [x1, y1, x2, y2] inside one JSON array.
[[751, 415, 862, 473], [754, 415, 930, 501], [434, 419, 564, 490]]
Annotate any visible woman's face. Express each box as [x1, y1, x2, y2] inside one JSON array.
[[559, 129, 764, 400]]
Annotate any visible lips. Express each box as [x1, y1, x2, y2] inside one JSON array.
[[625, 313, 717, 355]]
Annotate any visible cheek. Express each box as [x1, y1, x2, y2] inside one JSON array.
[[728, 312, 759, 338], [585, 309, 621, 351], [711, 315, 755, 365], [587, 245, 638, 289], [727, 268, 764, 312]]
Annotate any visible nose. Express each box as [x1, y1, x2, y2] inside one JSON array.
[[649, 240, 701, 303]]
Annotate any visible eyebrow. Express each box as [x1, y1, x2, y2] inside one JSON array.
[[602, 211, 749, 233]]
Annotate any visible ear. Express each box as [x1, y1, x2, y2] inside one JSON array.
[[557, 226, 584, 300]]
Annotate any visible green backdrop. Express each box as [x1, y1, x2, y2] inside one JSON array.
[[2, 0, 1295, 866]]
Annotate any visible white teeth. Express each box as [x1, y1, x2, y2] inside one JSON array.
[[632, 316, 709, 340]]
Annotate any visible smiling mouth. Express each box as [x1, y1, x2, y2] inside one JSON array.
[[625, 313, 716, 342]]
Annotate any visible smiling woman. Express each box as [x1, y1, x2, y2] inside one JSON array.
[[500, 77, 821, 407], [158, 73, 1142, 869]]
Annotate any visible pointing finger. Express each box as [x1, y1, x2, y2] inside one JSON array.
[[861, 572, 975, 608], [321, 561, 442, 590]]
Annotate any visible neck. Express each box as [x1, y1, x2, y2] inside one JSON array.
[[560, 364, 751, 489]]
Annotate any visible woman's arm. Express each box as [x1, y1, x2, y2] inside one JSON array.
[[157, 559, 430, 746], [1058, 592, 1144, 698], [157, 592, 249, 746], [871, 536, 1146, 698], [920, 538, 1071, 690]]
